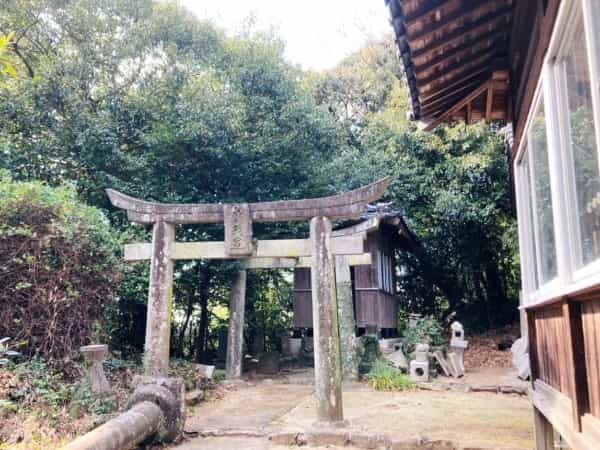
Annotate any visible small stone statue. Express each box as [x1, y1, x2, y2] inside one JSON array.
[[80, 344, 111, 393]]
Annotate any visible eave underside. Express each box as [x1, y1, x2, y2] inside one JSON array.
[[387, 0, 513, 129]]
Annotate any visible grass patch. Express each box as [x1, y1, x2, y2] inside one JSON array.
[[366, 360, 415, 391]]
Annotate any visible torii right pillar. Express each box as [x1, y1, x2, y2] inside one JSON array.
[[310, 216, 344, 424]]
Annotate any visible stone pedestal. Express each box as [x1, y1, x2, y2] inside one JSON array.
[[310, 216, 344, 424], [80, 344, 111, 393], [226, 269, 247, 379]]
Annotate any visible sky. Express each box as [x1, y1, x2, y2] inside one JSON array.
[[180, 0, 393, 71]]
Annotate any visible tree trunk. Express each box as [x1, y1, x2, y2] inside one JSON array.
[[178, 292, 194, 357], [195, 265, 211, 363]]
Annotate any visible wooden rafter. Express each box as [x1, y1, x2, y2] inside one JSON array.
[[421, 67, 490, 103], [412, 6, 512, 59], [420, 77, 488, 115], [424, 79, 491, 131], [404, 0, 449, 24], [413, 28, 508, 72], [424, 75, 509, 131], [416, 50, 500, 88], [408, 0, 505, 41]]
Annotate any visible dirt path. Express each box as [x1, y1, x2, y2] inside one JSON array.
[[171, 369, 534, 450]]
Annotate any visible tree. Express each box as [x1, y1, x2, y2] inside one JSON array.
[[0, 0, 347, 356], [0, 173, 123, 366]]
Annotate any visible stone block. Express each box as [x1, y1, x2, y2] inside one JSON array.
[[410, 360, 429, 382], [433, 351, 451, 377], [415, 343, 429, 362], [450, 338, 468, 349], [389, 437, 421, 449], [446, 352, 464, 378], [268, 431, 301, 445], [305, 429, 349, 446], [193, 363, 215, 379], [184, 389, 204, 406], [384, 348, 409, 372], [348, 431, 390, 449], [257, 352, 279, 375], [129, 376, 185, 442], [511, 336, 530, 380]]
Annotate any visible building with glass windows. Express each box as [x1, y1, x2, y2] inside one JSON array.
[[386, 1, 600, 448]]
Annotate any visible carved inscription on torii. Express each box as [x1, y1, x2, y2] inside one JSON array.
[[224, 203, 252, 256]]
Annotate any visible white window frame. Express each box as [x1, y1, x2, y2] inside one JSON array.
[[515, 0, 600, 307]]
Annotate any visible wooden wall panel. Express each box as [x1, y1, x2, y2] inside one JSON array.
[[355, 291, 378, 328], [378, 292, 398, 329], [293, 291, 313, 328], [293, 268, 312, 328], [354, 234, 379, 290], [582, 299, 600, 418], [534, 305, 571, 395]]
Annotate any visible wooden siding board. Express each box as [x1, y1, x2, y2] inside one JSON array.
[[582, 299, 600, 418]]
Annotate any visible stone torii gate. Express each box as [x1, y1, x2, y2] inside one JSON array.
[[107, 177, 390, 424]]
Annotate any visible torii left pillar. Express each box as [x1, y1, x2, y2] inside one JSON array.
[[226, 269, 247, 379], [145, 221, 175, 376], [310, 216, 344, 424]]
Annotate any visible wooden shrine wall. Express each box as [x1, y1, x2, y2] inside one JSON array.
[[353, 233, 397, 329], [292, 230, 399, 330], [293, 268, 313, 328]]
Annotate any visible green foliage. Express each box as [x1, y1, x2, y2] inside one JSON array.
[[70, 382, 115, 417], [6, 358, 116, 420], [0, 32, 17, 82], [9, 359, 73, 414], [402, 316, 445, 355], [169, 359, 203, 391], [359, 335, 381, 375], [245, 270, 293, 354], [366, 359, 414, 391], [0, 174, 123, 364]]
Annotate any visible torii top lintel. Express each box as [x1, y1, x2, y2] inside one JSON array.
[[105, 177, 391, 225]]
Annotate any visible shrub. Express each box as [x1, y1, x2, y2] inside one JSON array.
[[0, 174, 123, 369], [403, 315, 445, 355], [366, 359, 414, 391]]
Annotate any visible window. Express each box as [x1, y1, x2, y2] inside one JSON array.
[[528, 97, 558, 283], [556, 9, 600, 267], [515, 0, 600, 305], [519, 147, 540, 290], [378, 250, 394, 294]]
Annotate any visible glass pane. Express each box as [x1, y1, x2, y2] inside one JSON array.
[[564, 13, 600, 266], [521, 150, 539, 289], [529, 98, 558, 283]]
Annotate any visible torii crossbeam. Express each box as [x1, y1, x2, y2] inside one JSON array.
[[107, 177, 391, 425]]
